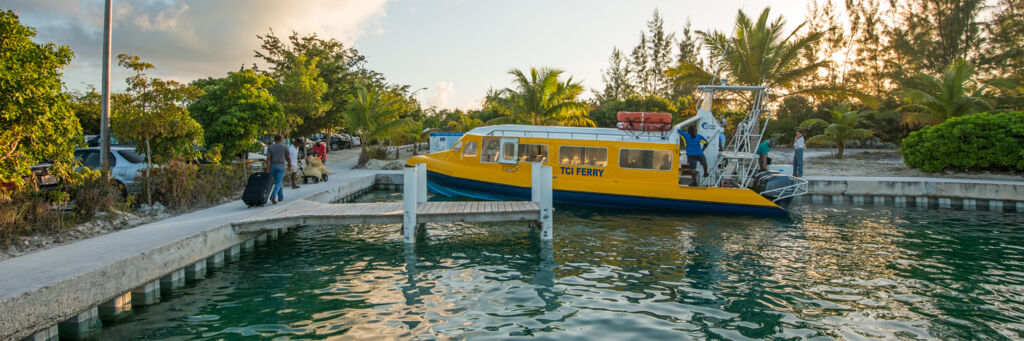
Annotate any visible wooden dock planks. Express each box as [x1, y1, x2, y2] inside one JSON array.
[[231, 199, 541, 232]]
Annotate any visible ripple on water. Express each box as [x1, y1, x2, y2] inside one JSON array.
[[97, 202, 1024, 340]]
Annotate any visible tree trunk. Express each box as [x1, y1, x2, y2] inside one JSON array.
[[145, 139, 153, 206], [836, 142, 845, 159]]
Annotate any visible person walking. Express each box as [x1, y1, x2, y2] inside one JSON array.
[[793, 130, 805, 177], [756, 139, 774, 172], [678, 125, 709, 186], [265, 135, 292, 205]]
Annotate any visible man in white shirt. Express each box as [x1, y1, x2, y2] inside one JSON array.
[[793, 130, 805, 177], [287, 140, 301, 188]]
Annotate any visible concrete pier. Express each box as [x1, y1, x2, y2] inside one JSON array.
[[57, 307, 100, 340], [915, 197, 929, 208], [206, 251, 225, 269], [240, 238, 255, 252], [20, 325, 57, 341], [852, 196, 866, 205], [894, 196, 907, 207], [255, 233, 268, 246], [832, 195, 844, 204], [268, 229, 279, 240], [989, 200, 1004, 212], [160, 268, 185, 293], [130, 281, 160, 306], [97, 292, 131, 321], [225, 245, 241, 262], [873, 196, 886, 206], [1017, 202, 1024, 213], [938, 198, 952, 209], [812, 194, 825, 203], [962, 199, 977, 211], [184, 260, 206, 282]]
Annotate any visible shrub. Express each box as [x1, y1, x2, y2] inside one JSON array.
[[71, 172, 125, 219], [142, 159, 246, 211], [901, 112, 1024, 173]]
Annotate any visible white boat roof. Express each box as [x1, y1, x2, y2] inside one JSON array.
[[466, 125, 678, 144]]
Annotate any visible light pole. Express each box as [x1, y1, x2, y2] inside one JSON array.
[[99, 0, 113, 174]]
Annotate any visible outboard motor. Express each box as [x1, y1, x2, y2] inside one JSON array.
[[749, 171, 796, 200]]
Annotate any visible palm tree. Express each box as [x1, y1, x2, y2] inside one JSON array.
[[445, 112, 483, 132], [666, 7, 876, 106], [800, 103, 873, 159], [489, 67, 595, 127], [343, 82, 414, 166], [900, 59, 1005, 127]]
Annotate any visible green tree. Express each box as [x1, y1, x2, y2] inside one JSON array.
[[801, 103, 873, 159], [443, 109, 484, 132], [273, 55, 330, 138], [900, 59, 1005, 127], [588, 96, 678, 128], [597, 47, 632, 103], [344, 82, 415, 166], [489, 67, 594, 127], [666, 7, 875, 106], [0, 10, 82, 189], [256, 30, 378, 138], [68, 87, 102, 135], [188, 69, 286, 160], [111, 54, 203, 205]]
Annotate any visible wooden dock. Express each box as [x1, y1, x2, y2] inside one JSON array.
[[233, 163, 554, 243], [231, 200, 541, 233]]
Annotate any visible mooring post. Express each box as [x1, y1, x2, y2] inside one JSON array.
[[540, 165, 553, 240], [531, 162, 541, 202], [415, 163, 427, 204], [403, 167, 417, 244]]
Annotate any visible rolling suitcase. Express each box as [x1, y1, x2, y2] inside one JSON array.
[[242, 172, 274, 207]]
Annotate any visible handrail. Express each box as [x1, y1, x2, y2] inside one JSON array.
[[484, 129, 672, 143], [760, 177, 809, 202]]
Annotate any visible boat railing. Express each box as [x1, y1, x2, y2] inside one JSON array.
[[759, 177, 809, 202], [484, 128, 672, 143]]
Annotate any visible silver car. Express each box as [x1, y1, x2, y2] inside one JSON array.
[[74, 147, 148, 190]]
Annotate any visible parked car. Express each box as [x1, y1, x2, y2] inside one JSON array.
[[85, 134, 129, 147], [30, 162, 60, 191], [74, 147, 148, 192], [309, 133, 352, 151]]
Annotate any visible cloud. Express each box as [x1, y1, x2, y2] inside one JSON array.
[[428, 81, 455, 108], [6, 0, 389, 90]]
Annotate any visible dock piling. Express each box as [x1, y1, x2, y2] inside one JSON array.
[[403, 167, 417, 244], [537, 165, 553, 240]]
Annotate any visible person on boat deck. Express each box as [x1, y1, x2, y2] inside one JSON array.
[[756, 139, 775, 171], [678, 125, 709, 186]]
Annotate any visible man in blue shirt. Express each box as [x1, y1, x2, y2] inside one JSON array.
[[678, 125, 708, 186]]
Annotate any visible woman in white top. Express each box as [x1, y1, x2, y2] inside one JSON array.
[[793, 130, 805, 177]]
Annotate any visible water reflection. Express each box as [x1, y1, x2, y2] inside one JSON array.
[[99, 203, 1024, 340]]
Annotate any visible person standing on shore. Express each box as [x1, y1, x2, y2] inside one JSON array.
[[793, 130, 805, 177], [266, 135, 291, 205]]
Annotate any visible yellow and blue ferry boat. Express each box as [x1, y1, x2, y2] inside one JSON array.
[[407, 85, 806, 215]]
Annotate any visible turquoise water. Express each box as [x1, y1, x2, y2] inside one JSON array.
[[99, 200, 1024, 340]]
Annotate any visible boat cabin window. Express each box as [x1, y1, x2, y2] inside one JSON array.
[[502, 141, 517, 160], [559, 146, 607, 167], [462, 141, 478, 156], [619, 149, 673, 170], [517, 144, 548, 163], [450, 141, 462, 153], [480, 137, 501, 163]]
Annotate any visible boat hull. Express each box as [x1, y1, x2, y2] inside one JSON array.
[[427, 171, 786, 216]]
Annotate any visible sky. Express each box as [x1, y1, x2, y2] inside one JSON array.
[[7, 0, 810, 110]]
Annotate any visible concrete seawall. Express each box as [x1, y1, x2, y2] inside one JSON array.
[[0, 153, 395, 340], [801, 176, 1024, 210]]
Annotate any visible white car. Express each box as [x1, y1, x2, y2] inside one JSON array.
[[74, 147, 148, 189]]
